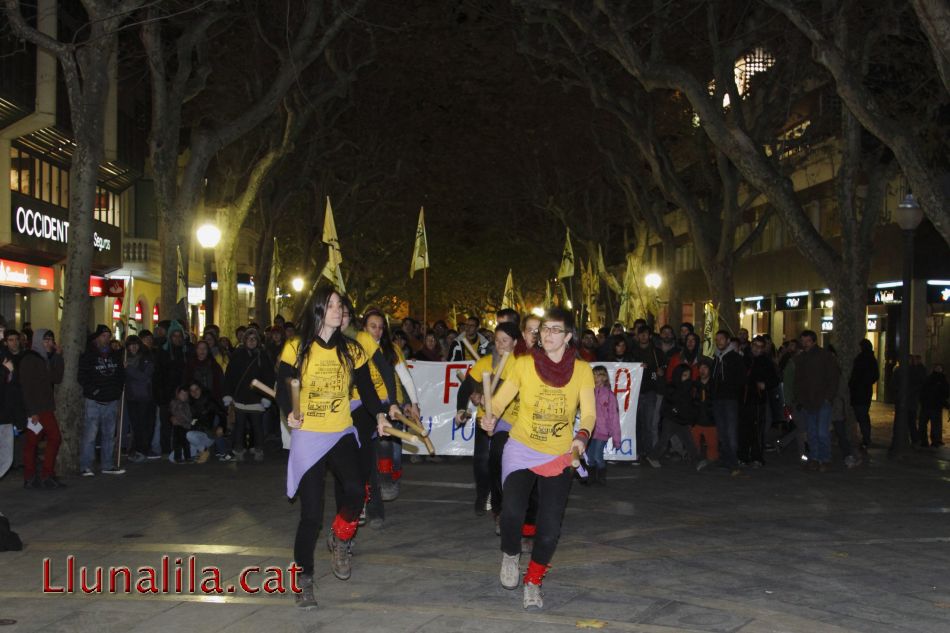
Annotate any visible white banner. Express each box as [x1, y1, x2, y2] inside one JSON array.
[[403, 361, 643, 460]]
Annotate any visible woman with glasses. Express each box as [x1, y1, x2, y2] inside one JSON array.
[[481, 307, 595, 610]]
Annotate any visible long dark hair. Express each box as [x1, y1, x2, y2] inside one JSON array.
[[363, 308, 397, 366], [295, 282, 357, 382]]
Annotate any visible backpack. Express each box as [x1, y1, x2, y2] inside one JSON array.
[[0, 513, 23, 551]]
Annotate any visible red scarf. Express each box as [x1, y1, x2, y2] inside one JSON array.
[[532, 347, 575, 387]]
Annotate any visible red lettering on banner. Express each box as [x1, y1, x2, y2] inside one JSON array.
[[614, 367, 632, 412], [443, 363, 470, 403]]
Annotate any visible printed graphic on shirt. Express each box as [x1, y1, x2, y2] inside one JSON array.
[[281, 337, 365, 433], [528, 385, 569, 443]]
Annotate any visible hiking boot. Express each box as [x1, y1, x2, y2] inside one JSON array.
[[500, 553, 520, 589], [523, 582, 543, 609], [380, 480, 399, 502], [41, 477, 66, 489], [196, 450, 210, 464], [327, 533, 352, 580], [294, 573, 317, 610]]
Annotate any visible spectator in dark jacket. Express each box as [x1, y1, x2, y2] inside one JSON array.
[[741, 336, 781, 466], [919, 364, 948, 448], [155, 321, 190, 454], [78, 325, 126, 476], [223, 327, 275, 461], [793, 330, 840, 469], [0, 329, 24, 481], [19, 328, 65, 488], [849, 339, 879, 448], [629, 326, 664, 459], [692, 359, 718, 468], [710, 330, 745, 471], [185, 340, 224, 402], [646, 364, 699, 467], [123, 335, 156, 462]]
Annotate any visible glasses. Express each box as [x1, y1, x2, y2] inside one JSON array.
[[540, 325, 566, 335]]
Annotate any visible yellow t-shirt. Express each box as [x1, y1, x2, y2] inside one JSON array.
[[469, 354, 520, 422], [491, 354, 595, 455], [355, 331, 407, 404], [280, 336, 367, 433]]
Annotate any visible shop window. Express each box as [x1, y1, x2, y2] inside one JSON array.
[[33, 157, 41, 199], [60, 169, 68, 206], [50, 164, 60, 207]]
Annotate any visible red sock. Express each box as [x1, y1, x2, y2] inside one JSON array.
[[524, 560, 549, 586], [391, 468, 403, 482], [521, 524, 537, 538], [377, 457, 393, 475], [331, 514, 358, 541]]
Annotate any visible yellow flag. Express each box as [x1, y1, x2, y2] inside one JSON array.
[[410, 207, 429, 278], [557, 230, 574, 279], [501, 269, 515, 310], [596, 245, 607, 277], [320, 197, 345, 293]]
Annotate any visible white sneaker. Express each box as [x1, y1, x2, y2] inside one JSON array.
[[101, 467, 126, 475], [646, 456, 661, 468], [523, 582, 543, 609], [500, 553, 519, 590], [80, 468, 95, 477], [695, 459, 709, 472]]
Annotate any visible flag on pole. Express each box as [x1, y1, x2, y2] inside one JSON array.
[[596, 245, 607, 277], [501, 269, 515, 310], [410, 207, 429, 279], [557, 230, 574, 279], [320, 197, 346, 293], [702, 301, 719, 357], [617, 255, 637, 326], [125, 273, 137, 334], [176, 245, 187, 303], [266, 237, 279, 320]]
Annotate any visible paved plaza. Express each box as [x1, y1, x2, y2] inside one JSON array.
[[1, 403, 949, 633]]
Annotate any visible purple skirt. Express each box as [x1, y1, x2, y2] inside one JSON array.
[[286, 426, 359, 498]]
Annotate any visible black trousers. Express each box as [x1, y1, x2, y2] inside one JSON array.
[[172, 425, 190, 461], [474, 426, 491, 505], [339, 407, 383, 520], [127, 400, 155, 456], [233, 409, 265, 452], [500, 467, 572, 566], [489, 430, 538, 526], [648, 419, 698, 461], [293, 433, 363, 576]]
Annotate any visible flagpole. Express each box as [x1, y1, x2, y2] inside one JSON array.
[[423, 266, 428, 328]]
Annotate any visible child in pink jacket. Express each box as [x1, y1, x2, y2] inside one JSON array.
[[587, 366, 622, 485]]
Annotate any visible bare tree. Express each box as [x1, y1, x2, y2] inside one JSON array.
[[764, 0, 950, 244], [4, 0, 146, 471]]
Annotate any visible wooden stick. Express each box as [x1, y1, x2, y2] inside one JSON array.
[[250, 379, 276, 399], [571, 447, 582, 469], [481, 371, 493, 419], [290, 379, 301, 419], [393, 410, 428, 437], [488, 351, 510, 395], [381, 425, 434, 454], [461, 336, 481, 360]]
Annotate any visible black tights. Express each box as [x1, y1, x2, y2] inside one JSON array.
[[489, 430, 538, 526], [293, 434, 363, 576], [500, 467, 572, 566], [474, 426, 491, 505], [337, 407, 383, 520]]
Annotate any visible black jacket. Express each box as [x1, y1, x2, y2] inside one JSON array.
[[921, 372, 949, 410], [78, 346, 125, 402], [224, 346, 275, 405], [662, 379, 698, 425], [849, 349, 879, 406], [629, 344, 663, 393], [711, 346, 745, 401]]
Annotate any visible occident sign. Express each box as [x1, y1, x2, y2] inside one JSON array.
[[15, 206, 112, 252]]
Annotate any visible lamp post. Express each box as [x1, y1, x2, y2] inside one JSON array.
[[196, 223, 221, 326], [890, 193, 923, 456], [291, 277, 304, 293]]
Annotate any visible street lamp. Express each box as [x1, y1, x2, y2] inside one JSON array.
[[644, 272, 662, 291], [891, 193, 924, 456], [291, 277, 304, 293], [196, 223, 221, 325]]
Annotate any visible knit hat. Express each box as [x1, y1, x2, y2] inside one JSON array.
[[93, 324, 111, 338]]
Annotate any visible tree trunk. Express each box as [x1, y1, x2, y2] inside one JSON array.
[[254, 228, 275, 324], [213, 221, 240, 338], [660, 233, 681, 328], [705, 264, 739, 335]]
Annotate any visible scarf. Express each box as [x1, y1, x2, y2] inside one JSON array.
[[531, 346, 575, 388]]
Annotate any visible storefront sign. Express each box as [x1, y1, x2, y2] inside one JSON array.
[[89, 276, 125, 297], [112, 298, 123, 320], [777, 295, 805, 310], [153, 304, 160, 323], [743, 298, 771, 312], [868, 286, 902, 305], [866, 317, 878, 331], [820, 316, 834, 332], [134, 301, 143, 321], [10, 193, 121, 269], [0, 257, 54, 290], [927, 284, 950, 304]]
